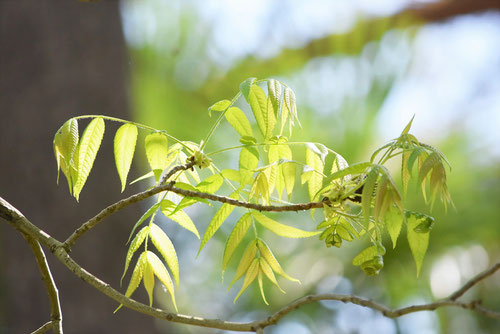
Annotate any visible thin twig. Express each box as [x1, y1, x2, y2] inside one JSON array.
[[63, 162, 327, 250], [448, 262, 500, 301], [24, 236, 63, 334], [31, 321, 54, 334], [1, 196, 499, 334]]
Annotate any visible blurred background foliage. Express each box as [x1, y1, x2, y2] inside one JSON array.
[[95, 0, 500, 333]]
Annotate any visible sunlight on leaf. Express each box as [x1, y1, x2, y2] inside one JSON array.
[[114, 123, 138, 192]]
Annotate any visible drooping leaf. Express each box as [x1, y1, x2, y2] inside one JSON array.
[[249, 172, 269, 205], [253, 212, 320, 238], [284, 87, 300, 131], [115, 251, 147, 313], [240, 77, 256, 103], [53, 118, 79, 190], [225, 107, 253, 137], [265, 97, 277, 139], [239, 146, 259, 185], [256, 239, 299, 283], [229, 239, 258, 288], [222, 213, 253, 276], [127, 203, 160, 244], [143, 260, 155, 306], [161, 200, 199, 239], [198, 193, 239, 255], [385, 206, 403, 248], [268, 79, 282, 115], [114, 123, 138, 192], [259, 258, 285, 293], [418, 152, 440, 185], [248, 84, 269, 138], [352, 245, 383, 266], [147, 251, 177, 311], [362, 165, 380, 227], [149, 223, 179, 286], [282, 161, 296, 200], [145, 132, 169, 182], [305, 147, 324, 201], [72, 117, 105, 201], [407, 212, 430, 276], [233, 258, 259, 303], [257, 270, 268, 305], [121, 225, 149, 285]]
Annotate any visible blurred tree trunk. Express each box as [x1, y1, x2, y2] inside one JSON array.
[[0, 1, 157, 333]]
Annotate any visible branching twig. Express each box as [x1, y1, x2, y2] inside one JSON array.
[[31, 321, 55, 334], [25, 236, 63, 334], [1, 195, 499, 334], [63, 162, 327, 251]]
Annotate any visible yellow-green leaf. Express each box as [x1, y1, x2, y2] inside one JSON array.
[[114, 123, 138, 192], [282, 161, 295, 200], [305, 147, 324, 201], [249, 172, 269, 205], [73, 117, 105, 201], [352, 246, 380, 266], [253, 212, 320, 238], [362, 165, 380, 228], [229, 239, 258, 288], [248, 84, 268, 137], [385, 206, 403, 248], [257, 271, 268, 305], [401, 150, 410, 196], [149, 223, 179, 287], [161, 200, 199, 239], [407, 212, 430, 277], [267, 79, 282, 115], [256, 239, 299, 283], [265, 97, 277, 139], [226, 107, 253, 137], [53, 118, 79, 190], [223, 213, 253, 275], [126, 203, 160, 244], [115, 251, 147, 313], [239, 146, 259, 185], [198, 193, 239, 255], [121, 225, 149, 285], [208, 99, 231, 116], [259, 258, 284, 293], [143, 260, 155, 306], [233, 258, 259, 303], [240, 77, 256, 103], [145, 132, 168, 182], [147, 251, 177, 311]]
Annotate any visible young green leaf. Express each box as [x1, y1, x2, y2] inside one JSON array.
[[174, 174, 224, 213], [198, 193, 239, 255], [161, 200, 199, 239], [127, 203, 160, 244], [53, 118, 79, 190], [257, 271, 268, 305], [407, 212, 430, 276], [145, 132, 169, 182], [284, 87, 300, 130], [208, 99, 231, 116], [130, 171, 155, 185], [268, 79, 282, 116], [73, 117, 105, 201], [222, 213, 253, 276], [265, 97, 277, 139], [252, 212, 320, 238], [114, 123, 138, 192], [282, 161, 296, 200], [233, 258, 259, 303], [240, 77, 256, 103], [418, 152, 440, 185], [239, 146, 259, 185], [322, 162, 371, 186], [115, 251, 147, 313], [259, 258, 285, 293], [143, 260, 155, 307], [121, 225, 150, 285], [229, 239, 258, 289], [305, 147, 324, 201], [362, 165, 380, 228], [401, 150, 411, 196], [401, 115, 415, 135], [249, 172, 270, 205], [385, 206, 403, 248], [256, 239, 299, 283], [225, 107, 253, 137], [352, 246, 381, 266], [147, 251, 177, 311], [249, 84, 269, 138], [149, 223, 179, 287]]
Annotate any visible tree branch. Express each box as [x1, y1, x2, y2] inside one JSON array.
[[31, 321, 55, 334], [1, 195, 499, 334], [63, 162, 327, 251]]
